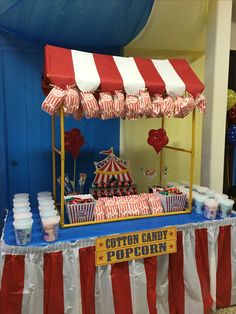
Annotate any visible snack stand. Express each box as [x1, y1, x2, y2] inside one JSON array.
[[1, 45, 236, 314], [42, 45, 206, 228]]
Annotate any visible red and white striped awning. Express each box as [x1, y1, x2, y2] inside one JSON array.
[[43, 45, 204, 97]]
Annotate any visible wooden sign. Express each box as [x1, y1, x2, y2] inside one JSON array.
[[95, 227, 177, 266]]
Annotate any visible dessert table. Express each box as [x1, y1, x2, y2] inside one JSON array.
[[1, 210, 236, 314]]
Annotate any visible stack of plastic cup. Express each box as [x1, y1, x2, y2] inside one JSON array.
[[13, 218, 33, 245], [205, 189, 216, 199], [194, 194, 208, 214], [41, 216, 60, 242], [12, 193, 33, 245], [196, 186, 210, 195], [218, 199, 234, 218], [37, 191, 60, 242], [204, 199, 219, 219], [214, 193, 228, 201]]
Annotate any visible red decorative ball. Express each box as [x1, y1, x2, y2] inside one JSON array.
[[229, 105, 236, 123]]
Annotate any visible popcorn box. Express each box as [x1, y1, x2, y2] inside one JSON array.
[[153, 191, 187, 212], [65, 194, 96, 223]]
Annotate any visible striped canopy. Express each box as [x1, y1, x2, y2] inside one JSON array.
[[43, 45, 204, 97]]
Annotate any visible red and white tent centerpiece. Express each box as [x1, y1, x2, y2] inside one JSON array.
[[90, 148, 136, 198]]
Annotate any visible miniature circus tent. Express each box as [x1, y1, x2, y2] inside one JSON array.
[[92, 149, 134, 186]]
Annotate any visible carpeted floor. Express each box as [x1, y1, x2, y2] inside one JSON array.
[[212, 307, 236, 313]]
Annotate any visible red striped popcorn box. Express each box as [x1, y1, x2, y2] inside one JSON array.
[[117, 201, 130, 218], [128, 199, 140, 216], [98, 92, 116, 119], [64, 86, 80, 115], [138, 199, 151, 215], [125, 95, 139, 120], [154, 192, 187, 213], [114, 90, 125, 117], [80, 92, 100, 118], [94, 204, 106, 221], [148, 196, 164, 214], [42, 86, 66, 115], [104, 200, 119, 219], [65, 194, 96, 223], [151, 94, 163, 118], [139, 90, 152, 117]]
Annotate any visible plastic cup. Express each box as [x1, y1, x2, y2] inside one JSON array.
[[180, 181, 189, 187], [41, 216, 60, 242], [13, 218, 33, 245], [14, 212, 33, 220], [186, 191, 198, 209], [192, 184, 201, 191], [37, 191, 52, 197], [205, 189, 215, 199], [37, 195, 52, 202], [218, 199, 234, 218], [39, 204, 56, 211], [13, 198, 29, 205], [14, 193, 29, 198], [13, 201, 30, 208], [196, 186, 210, 195], [204, 199, 219, 219], [39, 199, 54, 206], [214, 193, 228, 200], [40, 210, 58, 219], [194, 195, 207, 214], [13, 206, 31, 213]]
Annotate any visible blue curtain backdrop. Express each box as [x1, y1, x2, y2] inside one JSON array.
[[0, 0, 154, 233]]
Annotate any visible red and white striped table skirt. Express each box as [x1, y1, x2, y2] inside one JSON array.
[[1, 218, 236, 314]]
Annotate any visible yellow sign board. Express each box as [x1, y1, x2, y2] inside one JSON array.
[[95, 226, 177, 266]]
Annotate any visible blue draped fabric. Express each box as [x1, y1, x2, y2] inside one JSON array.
[[0, 0, 154, 53], [0, 1, 154, 234]]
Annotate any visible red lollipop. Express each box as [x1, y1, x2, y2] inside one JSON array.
[[147, 128, 169, 154]]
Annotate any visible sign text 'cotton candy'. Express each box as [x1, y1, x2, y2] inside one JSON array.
[[147, 128, 169, 154]]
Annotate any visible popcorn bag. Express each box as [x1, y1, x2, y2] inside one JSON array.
[[42, 86, 66, 115], [65, 194, 96, 223]]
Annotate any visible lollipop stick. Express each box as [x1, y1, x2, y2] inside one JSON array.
[[73, 158, 76, 192]]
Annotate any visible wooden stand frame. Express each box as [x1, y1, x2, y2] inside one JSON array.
[[52, 108, 196, 228]]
